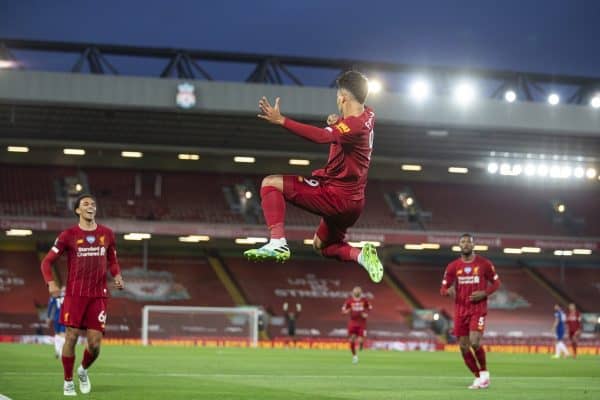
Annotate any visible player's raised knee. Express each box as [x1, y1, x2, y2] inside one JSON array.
[[261, 175, 283, 190]]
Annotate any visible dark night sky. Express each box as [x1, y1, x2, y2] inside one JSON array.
[[1, 0, 599, 78]]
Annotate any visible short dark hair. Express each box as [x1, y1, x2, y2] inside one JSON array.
[[460, 233, 474, 240], [336, 71, 369, 104], [73, 194, 96, 216]]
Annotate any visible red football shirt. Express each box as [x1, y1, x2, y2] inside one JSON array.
[[41, 224, 120, 297], [441, 255, 499, 316], [283, 107, 375, 201], [314, 107, 375, 200], [566, 310, 581, 333], [343, 296, 372, 326]]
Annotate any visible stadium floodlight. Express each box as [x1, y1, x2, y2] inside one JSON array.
[[124, 233, 151, 240], [573, 249, 592, 255], [554, 250, 572, 256], [178, 153, 200, 160], [404, 244, 423, 250], [453, 82, 476, 105], [244, 190, 253, 199], [75, 184, 82, 192], [504, 90, 517, 103], [524, 164, 536, 176], [448, 167, 469, 174], [235, 237, 267, 245], [234, 156, 255, 163], [550, 165, 561, 178], [499, 163, 512, 175], [473, 245, 488, 251], [401, 164, 422, 171], [451, 246, 461, 252], [303, 238, 314, 245], [289, 159, 310, 166], [141, 305, 259, 347], [560, 166, 572, 178], [6, 229, 33, 236], [537, 164, 549, 177], [64, 148, 85, 156], [590, 95, 600, 109], [556, 203, 566, 213], [503, 248, 522, 254], [368, 79, 382, 94], [178, 235, 210, 242], [404, 197, 414, 206], [409, 79, 430, 101], [0, 60, 16, 69], [521, 247, 541, 253], [7, 146, 29, 153], [433, 313, 440, 321], [121, 151, 143, 158], [421, 243, 441, 250], [585, 168, 597, 179], [547, 93, 560, 105], [573, 167, 585, 178], [512, 164, 522, 176], [487, 162, 498, 174]]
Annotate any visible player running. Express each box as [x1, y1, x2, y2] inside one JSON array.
[[243, 71, 383, 283], [552, 304, 570, 359], [440, 233, 500, 389], [566, 303, 582, 358], [342, 286, 372, 364], [40, 194, 124, 396]]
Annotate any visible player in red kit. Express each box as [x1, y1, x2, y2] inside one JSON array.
[[342, 286, 372, 364], [40, 194, 124, 396], [243, 71, 383, 283], [440, 234, 500, 390], [566, 303, 582, 358]]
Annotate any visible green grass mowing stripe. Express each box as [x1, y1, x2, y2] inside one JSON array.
[[0, 344, 598, 400]]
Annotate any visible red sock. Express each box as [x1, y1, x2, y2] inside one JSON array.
[[350, 341, 356, 355], [61, 355, 75, 381], [321, 243, 360, 262], [81, 348, 98, 369], [572, 342, 577, 358], [260, 186, 285, 239], [474, 346, 487, 371], [461, 350, 480, 377]]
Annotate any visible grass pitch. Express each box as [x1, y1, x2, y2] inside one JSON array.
[[0, 343, 598, 399]]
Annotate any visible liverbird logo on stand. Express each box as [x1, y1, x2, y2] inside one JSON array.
[[176, 82, 196, 109]]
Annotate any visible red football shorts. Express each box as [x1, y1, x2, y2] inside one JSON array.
[[348, 323, 366, 338], [569, 330, 580, 340], [283, 176, 364, 245], [60, 296, 107, 333], [454, 312, 486, 337]]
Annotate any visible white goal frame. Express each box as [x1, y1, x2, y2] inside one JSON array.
[[141, 305, 259, 347]]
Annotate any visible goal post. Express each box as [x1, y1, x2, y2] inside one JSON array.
[[141, 305, 260, 347]]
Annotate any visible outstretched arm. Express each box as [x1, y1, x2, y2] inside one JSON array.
[[257, 96, 337, 144]]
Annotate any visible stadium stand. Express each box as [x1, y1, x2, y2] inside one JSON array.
[[224, 256, 414, 339]]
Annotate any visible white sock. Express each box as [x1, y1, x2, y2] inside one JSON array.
[[558, 341, 569, 356], [54, 335, 64, 357], [555, 343, 560, 356], [266, 238, 287, 248]]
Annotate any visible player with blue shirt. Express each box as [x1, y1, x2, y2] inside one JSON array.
[[47, 287, 66, 358], [551, 304, 570, 359]]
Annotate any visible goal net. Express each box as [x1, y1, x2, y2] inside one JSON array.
[[141, 305, 259, 347]]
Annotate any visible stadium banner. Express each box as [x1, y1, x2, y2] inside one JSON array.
[[1, 216, 598, 250], [3, 335, 599, 354], [444, 344, 600, 356]]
